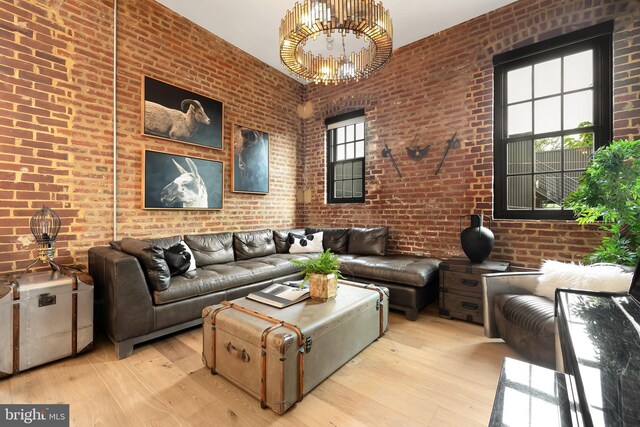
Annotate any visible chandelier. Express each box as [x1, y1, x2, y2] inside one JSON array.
[[279, 0, 393, 84]]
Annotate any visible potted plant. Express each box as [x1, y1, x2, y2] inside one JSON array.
[[565, 139, 640, 266], [291, 249, 342, 302]]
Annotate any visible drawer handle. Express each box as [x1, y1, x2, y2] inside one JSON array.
[[461, 279, 478, 287], [226, 342, 250, 363], [462, 302, 478, 310]]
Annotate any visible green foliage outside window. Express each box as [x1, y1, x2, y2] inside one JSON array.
[[565, 139, 640, 266]]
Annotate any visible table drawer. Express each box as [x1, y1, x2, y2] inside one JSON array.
[[442, 271, 482, 295], [440, 292, 483, 324]]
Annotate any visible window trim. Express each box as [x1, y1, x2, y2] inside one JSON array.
[[326, 109, 366, 204], [493, 22, 613, 220]]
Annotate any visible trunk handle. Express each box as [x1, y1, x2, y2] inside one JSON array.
[[225, 342, 250, 363]]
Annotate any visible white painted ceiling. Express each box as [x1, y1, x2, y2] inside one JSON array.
[[156, 0, 518, 82]]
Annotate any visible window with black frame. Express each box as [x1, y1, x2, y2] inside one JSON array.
[[493, 22, 613, 220], [326, 110, 366, 204]]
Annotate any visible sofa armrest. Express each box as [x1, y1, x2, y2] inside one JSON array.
[[482, 272, 542, 338], [88, 246, 154, 342]]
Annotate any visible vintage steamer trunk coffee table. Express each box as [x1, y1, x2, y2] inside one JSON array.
[[0, 270, 93, 377], [202, 280, 389, 414]]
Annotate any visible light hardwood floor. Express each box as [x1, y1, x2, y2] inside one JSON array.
[[0, 305, 519, 426]]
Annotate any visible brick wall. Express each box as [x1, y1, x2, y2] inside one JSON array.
[[302, 0, 640, 268], [0, 0, 303, 275]]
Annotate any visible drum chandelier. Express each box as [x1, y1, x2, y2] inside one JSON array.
[[279, 0, 393, 84]]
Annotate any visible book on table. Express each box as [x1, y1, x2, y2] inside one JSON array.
[[246, 283, 310, 308]]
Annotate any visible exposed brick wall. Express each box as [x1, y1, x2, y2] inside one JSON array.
[[302, 0, 640, 268], [0, 0, 303, 275]]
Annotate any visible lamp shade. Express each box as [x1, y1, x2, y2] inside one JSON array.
[[29, 206, 61, 244]]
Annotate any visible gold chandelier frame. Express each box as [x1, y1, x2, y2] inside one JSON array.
[[279, 0, 393, 84]]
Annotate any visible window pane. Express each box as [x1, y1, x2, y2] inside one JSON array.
[[353, 179, 363, 197], [336, 144, 345, 161], [334, 163, 343, 180], [564, 133, 593, 170], [534, 58, 561, 97], [343, 180, 353, 198], [353, 161, 363, 178], [355, 141, 364, 158], [507, 175, 532, 209], [344, 162, 353, 179], [508, 102, 532, 137], [564, 90, 593, 130], [507, 140, 532, 174], [346, 124, 354, 142], [335, 181, 343, 198], [355, 122, 364, 140], [337, 127, 345, 144], [534, 96, 561, 134], [564, 50, 593, 91], [507, 66, 532, 103], [564, 171, 583, 201], [535, 137, 561, 173], [346, 142, 354, 159], [535, 173, 562, 209]]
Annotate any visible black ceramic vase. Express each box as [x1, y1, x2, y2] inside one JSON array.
[[460, 214, 494, 263]]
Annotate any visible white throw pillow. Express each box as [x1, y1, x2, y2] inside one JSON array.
[[178, 240, 197, 271], [289, 232, 324, 254], [535, 260, 632, 300]]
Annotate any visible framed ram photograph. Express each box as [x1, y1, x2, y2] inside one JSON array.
[[232, 124, 270, 194], [141, 76, 224, 150], [143, 150, 223, 210]]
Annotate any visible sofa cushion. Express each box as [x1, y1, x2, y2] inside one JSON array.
[[233, 229, 276, 260], [184, 233, 234, 266], [120, 237, 171, 291], [339, 255, 440, 288], [273, 228, 305, 253], [289, 232, 324, 254], [348, 227, 388, 256], [494, 294, 555, 369], [147, 235, 182, 249], [305, 227, 349, 254], [153, 253, 315, 305]]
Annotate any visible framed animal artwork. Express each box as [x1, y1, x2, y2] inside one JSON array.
[[232, 124, 269, 194], [141, 76, 224, 150], [143, 150, 223, 210]]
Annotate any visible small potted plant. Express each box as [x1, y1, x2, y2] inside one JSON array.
[[292, 249, 342, 302]]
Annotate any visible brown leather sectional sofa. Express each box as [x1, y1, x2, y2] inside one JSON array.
[[88, 227, 441, 359]]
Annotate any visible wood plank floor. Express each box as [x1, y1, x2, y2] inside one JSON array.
[[0, 305, 519, 426]]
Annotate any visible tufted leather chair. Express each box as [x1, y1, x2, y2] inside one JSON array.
[[481, 272, 556, 369]]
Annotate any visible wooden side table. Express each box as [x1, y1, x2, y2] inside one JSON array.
[[439, 257, 510, 324]]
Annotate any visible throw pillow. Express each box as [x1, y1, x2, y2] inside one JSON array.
[[163, 243, 192, 276], [535, 260, 633, 300], [288, 232, 324, 254], [178, 240, 197, 271]]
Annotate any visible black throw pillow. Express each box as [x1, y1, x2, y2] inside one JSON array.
[[163, 244, 192, 277]]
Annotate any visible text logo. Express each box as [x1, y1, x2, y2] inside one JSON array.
[[1, 405, 69, 427]]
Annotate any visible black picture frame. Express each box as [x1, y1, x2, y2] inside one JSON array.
[[143, 150, 223, 210], [232, 123, 270, 194], [142, 76, 224, 150]]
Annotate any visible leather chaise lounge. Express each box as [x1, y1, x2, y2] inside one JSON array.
[[89, 227, 441, 359]]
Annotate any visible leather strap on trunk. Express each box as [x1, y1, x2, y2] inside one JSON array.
[[220, 301, 305, 406]]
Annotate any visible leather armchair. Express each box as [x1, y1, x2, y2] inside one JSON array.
[[481, 272, 556, 369]]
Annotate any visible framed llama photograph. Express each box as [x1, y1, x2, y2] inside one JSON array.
[[141, 76, 224, 150], [232, 124, 269, 194], [143, 150, 223, 210]]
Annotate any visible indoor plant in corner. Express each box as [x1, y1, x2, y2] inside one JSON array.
[[292, 249, 342, 302], [565, 139, 640, 266]]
